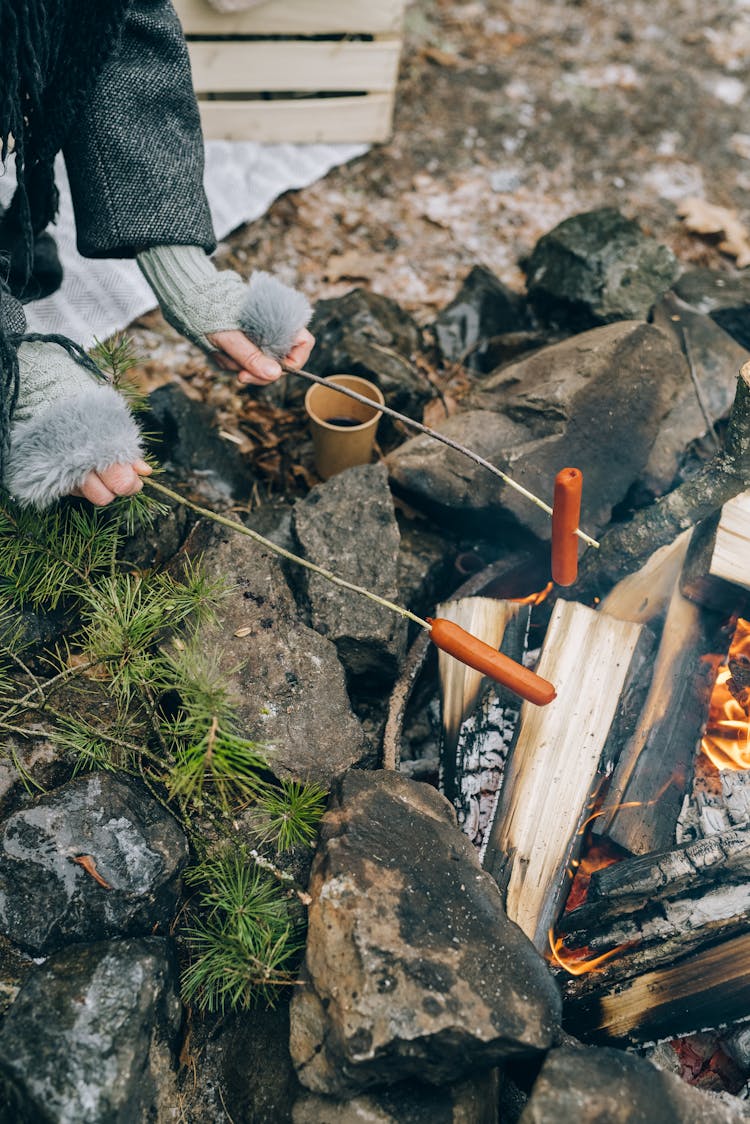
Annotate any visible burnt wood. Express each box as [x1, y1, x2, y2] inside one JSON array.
[[563, 932, 750, 1045], [594, 581, 724, 855]]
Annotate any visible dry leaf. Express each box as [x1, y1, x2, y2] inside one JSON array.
[[420, 45, 464, 69], [677, 197, 750, 268], [323, 250, 372, 283], [234, 626, 253, 637]]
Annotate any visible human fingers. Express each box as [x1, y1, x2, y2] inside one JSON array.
[[79, 472, 117, 506], [134, 459, 153, 476], [97, 463, 144, 496], [283, 328, 315, 370], [207, 329, 282, 385]]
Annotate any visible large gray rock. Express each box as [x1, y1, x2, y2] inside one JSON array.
[[147, 382, 256, 502], [292, 464, 407, 683], [0, 937, 180, 1124], [524, 208, 680, 329], [388, 322, 684, 540], [0, 772, 188, 955], [188, 522, 368, 786], [290, 770, 562, 1097], [293, 1071, 500, 1124], [519, 1046, 749, 1124], [647, 293, 750, 493]]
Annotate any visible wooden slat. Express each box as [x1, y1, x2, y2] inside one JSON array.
[[188, 39, 400, 93], [195, 94, 394, 143], [174, 0, 404, 36], [711, 489, 750, 591]]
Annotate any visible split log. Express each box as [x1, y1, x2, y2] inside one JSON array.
[[563, 931, 750, 1045], [594, 579, 723, 855], [483, 600, 644, 951], [681, 491, 750, 613], [713, 490, 750, 590], [598, 530, 690, 625], [382, 549, 538, 770], [437, 596, 529, 807], [569, 362, 750, 603]]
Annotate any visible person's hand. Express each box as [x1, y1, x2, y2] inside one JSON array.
[[72, 459, 153, 506], [206, 327, 315, 386]]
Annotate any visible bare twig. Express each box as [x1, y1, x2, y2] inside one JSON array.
[[144, 479, 432, 630]]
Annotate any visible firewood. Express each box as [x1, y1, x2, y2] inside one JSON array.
[[563, 932, 750, 1045], [436, 599, 531, 849], [557, 826, 750, 960], [483, 601, 644, 951], [681, 491, 750, 613], [594, 578, 723, 856], [570, 362, 750, 603], [436, 596, 529, 804], [598, 530, 690, 625]]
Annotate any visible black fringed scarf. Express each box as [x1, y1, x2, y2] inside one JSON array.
[[0, 0, 132, 474]]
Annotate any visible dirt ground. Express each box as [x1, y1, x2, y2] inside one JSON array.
[[214, 0, 750, 321], [129, 0, 750, 490]]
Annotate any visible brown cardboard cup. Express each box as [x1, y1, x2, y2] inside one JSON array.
[[305, 375, 384, 480]]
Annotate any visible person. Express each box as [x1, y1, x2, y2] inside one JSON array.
[[0, 0, 315, 509]]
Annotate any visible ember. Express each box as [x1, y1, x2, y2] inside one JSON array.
[[701, 617, 750, 772]]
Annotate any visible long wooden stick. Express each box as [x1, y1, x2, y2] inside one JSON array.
[[145, 478, 431, 630], [287, 365, 600, 549]]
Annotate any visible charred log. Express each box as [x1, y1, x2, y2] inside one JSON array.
[[563, 932, 750, 1045]]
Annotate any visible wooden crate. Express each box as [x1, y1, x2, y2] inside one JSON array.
[[173, 0, 405, 144]]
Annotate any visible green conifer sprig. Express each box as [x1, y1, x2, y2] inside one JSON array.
[[252, 779, 328, 853], [181, 846, 305, 1011]]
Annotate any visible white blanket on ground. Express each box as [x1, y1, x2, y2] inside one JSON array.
[[0, 141, 365, 346]]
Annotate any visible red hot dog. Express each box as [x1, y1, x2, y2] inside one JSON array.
[[551, 467, 583, 587], [427, 617, 556, 706]]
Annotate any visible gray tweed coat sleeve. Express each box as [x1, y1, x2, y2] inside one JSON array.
[[62, 0, 216, 259]]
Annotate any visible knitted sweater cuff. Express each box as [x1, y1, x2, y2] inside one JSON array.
[[137, 245, 313, 360], [137, 244, 246, 353]]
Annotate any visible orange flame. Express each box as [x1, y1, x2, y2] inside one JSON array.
[[701, 618, 750, 772], [548, 930, 633, 976], [511, 581, 554, 606]]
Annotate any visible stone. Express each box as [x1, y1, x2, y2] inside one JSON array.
[[186, 521, 368, 787], [433, 265, 531, 370], [0, 772, 188, 955], [672, 267, 750, 354], [646, 293, 750, 493], [0, 937, 181, 1124], [147, 382, 255, 502], [388, 322, 684, 540], [289, 770, 562, 1097], [0, 730, 69, 820], [292, 464, 407, 683], [519, 1046, 749, 1124], [524, 208, 680, 330], [176, 1002, 301, 1124], [396, 514, 455, 620], [306, 288, 430, 417], [293, 1071, 500, 1124]]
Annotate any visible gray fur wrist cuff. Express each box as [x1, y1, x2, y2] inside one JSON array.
[[137, 244, 312, 359], [5, 384, 144, 509]]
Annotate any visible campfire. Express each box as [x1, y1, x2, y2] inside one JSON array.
[[388, 363, 750, 1089]]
